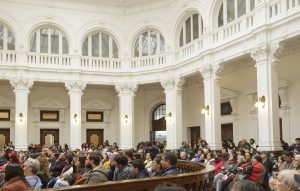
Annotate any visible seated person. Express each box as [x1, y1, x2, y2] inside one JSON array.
[[131, 159, 149, 179], [23, 158, 43, 189], [83, 152, 107, 184], [160, 152, 180, 176], [113, 153, 132, 181]]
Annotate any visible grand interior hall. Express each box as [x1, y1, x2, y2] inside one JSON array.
[[0, 0, 300, 151]]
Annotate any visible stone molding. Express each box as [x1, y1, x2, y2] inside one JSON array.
[[115, 83, 138, 97], [9, 78, 33, 95], [65, 81, 86, 95]]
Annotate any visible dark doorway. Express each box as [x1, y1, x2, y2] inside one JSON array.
[[279, 118, 282, 141], [0, 129, 10, 147], [86, 129, 104, 147], [221, 123, 233, 142], [190, 126, 200, 146], [40, 129, 59, 146]]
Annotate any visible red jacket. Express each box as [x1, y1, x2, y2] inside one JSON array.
[[212, 160, 224, 175], [1, 176, 32, 191], [243, 162, 266, 184]]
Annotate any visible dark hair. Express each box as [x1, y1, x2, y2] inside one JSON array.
[[132, 159, 145, 171], [282, 151, 293, 158], [295, 138, 300, 141], [154, 182, 186, 191], [154, 154, 162, 165], [114, 153, 128, 166], [88, 152, 101, 166], [124, 150, 134, 161], [254, 155, 262, 163], [79, 155, 86, 168], [232, 180, 264, 191], [5, 163, 25, 182], [162, 152, 177, 166]]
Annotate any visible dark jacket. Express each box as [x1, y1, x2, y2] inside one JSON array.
[[132, 169, 149, 179], [1, 176, 32, 191], [161, 165, 180, 176]]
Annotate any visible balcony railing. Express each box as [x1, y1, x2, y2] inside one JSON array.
[[81, 57, 121, 71], [131, 54, 167, 70], [0, 50, 16, 64], [27, 53, 71, 67]]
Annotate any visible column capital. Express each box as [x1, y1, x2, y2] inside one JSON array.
[[10, 78, 33, 95], [251, 44, 269, 63], [115, 83, 138, 96], [161, 78, 186, 93], [270, 43, 284, 66], [65, 81, 86, 94], [199, 65, 212, 80]]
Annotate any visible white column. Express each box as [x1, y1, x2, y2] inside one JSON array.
[[65, 81, 86, 150], [115, 83, 137, 150], [251, 44, 282, 151], [161, 78, 185, 150], [10, 78, 33, 150], [199, 64, 222, 150]]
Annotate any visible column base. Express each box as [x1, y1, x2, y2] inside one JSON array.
[[257, 145, 282, 151], [208, 143, 223, 151], [15, 144, 28, 151], [119, 144, 134, 150]]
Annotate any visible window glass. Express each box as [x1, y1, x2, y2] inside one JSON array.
[[112, 40, 118, 58], [153, 104, 166, 120], [142, 32, 148, 56], [62, 37, 68, 54], [193, 14, 199, 40], [160, 35, 165, 54], [227, 0, 235, 23], [101, 33, 109, 57], [82, 38, 88, 56], [237, 0, 246, 17], [179, 28, 183, 47], [218, 4, 224, 27], [0, 25, 3, 50], [185, 17, 191, 44], [40, 28, 48, 53], [92, 33, 99, 57], [149, 31, 157, 55], [7, 30, 15, 50], [30, 33, 36, 52], [51, 29, 59, 54], [134, 40, 139, 57], [250, 0, 255, 11]]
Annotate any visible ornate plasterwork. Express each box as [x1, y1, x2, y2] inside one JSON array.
[[250, 44, 269, 63], [161, 78, 186, 95], [9, 78, 33, 95], [65, 81, 86, 94], [199, 65, 212, 80], [115, 83, 138, 97], [31, 97, 68, 109], [82, 99, 113, 110]]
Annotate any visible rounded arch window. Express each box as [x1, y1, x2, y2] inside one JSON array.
[[29, 26, 69, 54], [218, 0, 255, 27], [134, 29, 165, 57], [179, 13, 203, 47], [0, 22, 15, 51], [152, 104, 166, 120], [81, 31, 119, 58]]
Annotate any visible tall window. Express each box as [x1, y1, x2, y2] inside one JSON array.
[[152, 104, 166, 142], [179, 13, 203, 47], [29, 27, 68, 54], [0, 22, 15, 51], [134, 29, 165, 57], [82, 32, 119, 58], [153, 104, 166, 120], [218, 0, 255, 27]]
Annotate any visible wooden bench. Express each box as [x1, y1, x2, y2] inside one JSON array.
[[43, 160, 215, 191]]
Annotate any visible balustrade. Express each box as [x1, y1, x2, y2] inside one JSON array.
[[0, 50, 16, 63]]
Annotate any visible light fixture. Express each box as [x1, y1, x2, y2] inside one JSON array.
[[165, 112, 173, 123], [18, 113, 23, 122], [74, 114, 78, 123], [255, 96, 266, 109], [124, 114, 129, 124], [201, 105, 210, 115]]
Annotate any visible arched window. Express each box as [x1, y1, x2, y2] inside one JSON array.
[[151, 104, 166, 142], [179, 13, 203, 47], [82, 32, 118, 58], [218, 0, 255, 27], [153, 104, 166, 120], [29, 26, 69, 54], [134, 29, 165, 57], [0, 22, 15, 50]]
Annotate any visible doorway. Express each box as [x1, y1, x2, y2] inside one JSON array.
[[0, 129, 10, 147], [221, 123, 233, 142], [86, 129, 104, 147], [190, 126, 200, 146], [40, 129, 59, 146]]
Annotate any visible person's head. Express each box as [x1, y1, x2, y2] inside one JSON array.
[[114, 153, 128, 168], [86, 152, 101, 169], [294, 154, 300, 170], [152, 154, 162, 172], [282, 151, 293, 162], [124, 150, 134, 162], [207, 152, 214, 160], [295, 138, 300, 145], [37, 156, 49, 175], [231, 179, 264, 191], [5, 163, 25, 182], [161, 152, 177, 169], [23, 158, 40, 176], [260, 151, 268, 159], [250, 138, 255, 144], [131, 159, 145, 175], [245, 152, 251, 161], [154, 182, 186, 191], [179, 152, 187, 160], [274, 170, 300, 191], [252, 155, 262, 163], [229, 153, 237, 162]]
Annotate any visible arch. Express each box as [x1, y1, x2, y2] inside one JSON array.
[[23, 14, 73, 51], [208, 0, 223, 31], [78, 22, 121, 56], [0, 9, 18, 48], [128, 21, 167, 57]]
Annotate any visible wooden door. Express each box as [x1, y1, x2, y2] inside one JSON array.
[[0, 129, 10, 147], [40, 129, 59, 146], [190, 126, 200, 146], [86, 129, 103, 147], [221, 123, 233, 142]]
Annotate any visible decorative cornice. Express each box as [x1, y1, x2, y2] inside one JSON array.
[[65, 81, 86, 94], [115, 83, 138, 96]]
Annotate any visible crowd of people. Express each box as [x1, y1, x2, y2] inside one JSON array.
[[0, 138, 298, 191]]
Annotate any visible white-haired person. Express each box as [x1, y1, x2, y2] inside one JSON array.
[[23, 158, 43, 189], [269, 170, 300, 191]]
